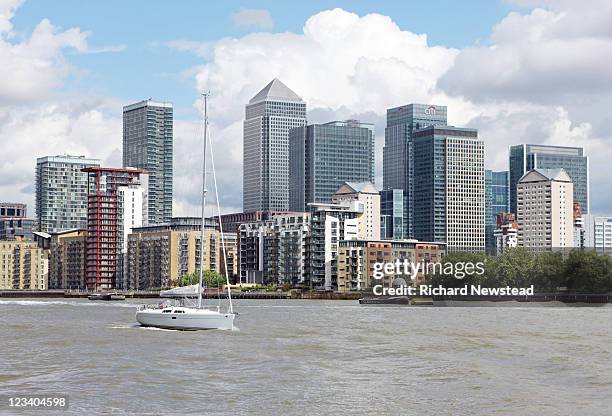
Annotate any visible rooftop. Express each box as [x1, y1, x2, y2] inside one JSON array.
[[335, 182, 379, 195], [249, 78, 303, 104], [123, 99, 173, 112], [519, 168, 572, 183]]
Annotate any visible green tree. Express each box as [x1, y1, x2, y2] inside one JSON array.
[[531, 251, 565, 292], [487, 247, 535, 287], [180, 270, 226, 287], [564, 250, 612, 293]]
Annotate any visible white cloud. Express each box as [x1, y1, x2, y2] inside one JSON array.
[[182, 6, 612, 214], [83, 43, 127, 54], [0, 98, 122, 212], [2, 3, 612, 218], [439, 2, 612, 102], [0, 2, 120, 213], [0, 17, 88, 104], [232, 8, 274, 30], [0, 0, 22, 35]]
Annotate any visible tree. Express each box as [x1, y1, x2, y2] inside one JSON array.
[[531, 251, 565, 292], [564, 250, 612, 293], [180, 270, 226, 288], [487, 247, 534, 287]]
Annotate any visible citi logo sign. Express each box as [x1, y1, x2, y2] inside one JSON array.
[[425, 105, 437, 115]]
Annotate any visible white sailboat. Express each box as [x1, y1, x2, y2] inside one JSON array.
[[136, 93, 236, 330]]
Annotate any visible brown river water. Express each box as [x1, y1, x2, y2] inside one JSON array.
[[0, 299, 610, 415]]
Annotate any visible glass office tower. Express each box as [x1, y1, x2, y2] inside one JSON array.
[[485, 170, 510, 254], [289, 120, 374, 211], [383, 104, 447, 238], [244, 79, 307, 212], [123, 99, 173, 225], [509, 144, 588, 215]]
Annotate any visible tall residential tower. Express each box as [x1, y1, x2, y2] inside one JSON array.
[[123, 100, 173, 224], [243, 79, 307, 212], [35, 155, 100, 233], [517, 168, 574, 249]]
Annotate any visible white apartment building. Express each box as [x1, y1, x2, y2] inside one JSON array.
[[582, 215, 612, 250], [332, 182, 381, 240], [517, 168, 574, 249]]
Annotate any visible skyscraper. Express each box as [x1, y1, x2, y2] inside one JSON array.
[[289, 120, 374, 211], [35, 155, 100, 233], [413, 126, 485, 252], [509, 144, 588, 215], [383, 104, 447, 238], [123, 100, 173, 224], [485, 170, 510, 254], [243, 79, 307, 212]]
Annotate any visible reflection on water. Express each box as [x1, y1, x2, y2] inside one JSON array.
[[0, 299, 610, 415]]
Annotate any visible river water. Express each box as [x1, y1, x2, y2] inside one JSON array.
[[0, 299, 610, 415]]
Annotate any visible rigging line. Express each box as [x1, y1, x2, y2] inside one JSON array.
[[208, 123, 233, 314]]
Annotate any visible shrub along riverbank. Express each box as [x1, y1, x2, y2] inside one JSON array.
[[429, 248, 612, 294]]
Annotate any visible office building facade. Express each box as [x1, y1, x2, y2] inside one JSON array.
[[509, 144, 588, 215], [35, 155, 100, 233], [380, 189, 404, 240], [383, 104, 447, 238], [243, 79, 307, 212], [123, 100, 173, 224], [485, 171, 510, 254], [413, 126, 485, 252], [289, 120, 374, 211]]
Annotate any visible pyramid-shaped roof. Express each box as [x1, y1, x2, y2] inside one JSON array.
[[249, 78, 303, 104], [519, 168, 572, 183]]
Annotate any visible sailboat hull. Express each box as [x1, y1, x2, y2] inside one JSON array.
[[136, 308, 235, 330]]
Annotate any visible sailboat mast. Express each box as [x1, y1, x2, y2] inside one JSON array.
[[198, 93, 209, 309]]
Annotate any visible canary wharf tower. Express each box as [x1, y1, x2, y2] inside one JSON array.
[[243, 79, 307, 212]]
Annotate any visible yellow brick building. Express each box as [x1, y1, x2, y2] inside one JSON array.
[[0, 238, 48, 290], [126, 218, 238, 289]]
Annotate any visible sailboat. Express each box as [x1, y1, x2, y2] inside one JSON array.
[[136, 93, 236, 330]]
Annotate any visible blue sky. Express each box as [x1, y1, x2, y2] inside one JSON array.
[[12, 0, 516, 118], [3, 0, 612, 216]]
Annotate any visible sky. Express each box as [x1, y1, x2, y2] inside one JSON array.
[[1, 0, 612, 218]]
